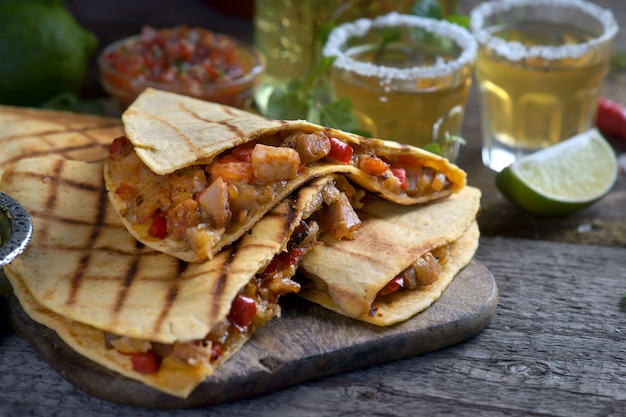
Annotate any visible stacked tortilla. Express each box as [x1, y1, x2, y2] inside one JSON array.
[[1, 89, 480, 400]]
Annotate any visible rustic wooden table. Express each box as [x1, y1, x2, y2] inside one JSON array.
[[1, 1, 626, 416]]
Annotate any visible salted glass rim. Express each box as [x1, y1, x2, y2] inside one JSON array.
[[470, 0, 619, 62], [322, 12, 477, 80]]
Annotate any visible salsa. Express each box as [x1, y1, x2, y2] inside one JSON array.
[[106, 25, 246, 85], [99, 25, 263, 107]]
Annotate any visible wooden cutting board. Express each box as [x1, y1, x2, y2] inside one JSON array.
[[8, 259, 497, 409]]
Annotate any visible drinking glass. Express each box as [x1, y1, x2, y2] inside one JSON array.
[[470, 0, 618, 172], [323, 12, 477, 161], [253, 0, 415, 115]]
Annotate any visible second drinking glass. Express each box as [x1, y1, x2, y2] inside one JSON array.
[[323, 12, 477, 161]]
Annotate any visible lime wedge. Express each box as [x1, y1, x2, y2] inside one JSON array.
[[495, 128, 618, 216]]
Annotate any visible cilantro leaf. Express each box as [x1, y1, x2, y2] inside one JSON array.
[[266, 80, 309, 120], [264, 57, 367, 136]]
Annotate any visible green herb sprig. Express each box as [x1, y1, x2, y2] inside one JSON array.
[[265, 57, 368, 136]]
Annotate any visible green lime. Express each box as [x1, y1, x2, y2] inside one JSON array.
[[0, 0, 97, 107], [495, 128, 618, 216]]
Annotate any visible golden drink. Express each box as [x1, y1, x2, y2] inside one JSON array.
[[333, 43, 472, 158], [324, 13, 476, 161], [438, 0, 457, 16], [471, 0, 618, 171], [253, 0, 414, 114]]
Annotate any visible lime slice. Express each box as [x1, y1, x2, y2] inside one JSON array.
[[495, 128, 617, 216]]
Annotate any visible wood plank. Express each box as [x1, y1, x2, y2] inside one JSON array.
[[5, 259, 497, 409], [2, 237, 625, 416]]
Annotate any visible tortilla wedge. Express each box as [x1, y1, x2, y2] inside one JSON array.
[[0, 104, 122, 178], [297, 186, 481, 326], [1, 157, 351, 398], [104, 88, 466, 262]]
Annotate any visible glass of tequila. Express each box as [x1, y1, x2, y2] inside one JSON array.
[[323, 12, 477, 161], [470, 0, 618, 172], [253, 0, 415, 115]]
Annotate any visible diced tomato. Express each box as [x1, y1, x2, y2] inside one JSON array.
[[203, 61, 221, 82], [109, 136, 130, 155], [130, 351, 161, 374], [148, 209, 168, 239], [359, 155, 390, 176], [179, 38, 195, 61], [228, 294, 257, 331], [142, 51, 164, 69], [327, 138, 353, 164], [106, 25, 245, 84], [378, 276, 404, 297], [391, 166, 407, 190], [111, 53, 144, 75]]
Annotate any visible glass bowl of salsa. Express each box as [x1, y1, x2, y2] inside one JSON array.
[[98, 25, 265, 109]]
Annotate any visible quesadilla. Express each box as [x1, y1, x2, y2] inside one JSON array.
[[0, 104, 122, 178], [1, 157, 360, 398], [104, 88, 466, 262], [297, 186, 481, 326]]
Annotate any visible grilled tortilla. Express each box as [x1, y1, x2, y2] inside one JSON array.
[[1, 157, 357, 398], [104, 88, 466, 262], [0, 104, 122, 178], [297, 186, 481, 326]]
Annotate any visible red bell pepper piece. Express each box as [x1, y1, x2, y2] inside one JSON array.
[[148, 209, 167, 239], [378, 276, 404, 297], [228, 294, 257, 331], [130, 351, 161, 374], [327, 137, 353, 164], [108, 136, 130, 155], [391, 166, 407, 190]]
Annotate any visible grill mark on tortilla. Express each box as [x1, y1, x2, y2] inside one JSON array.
[[0, 122, 117, 173], [65, 174, 110, 307], [216, 120, 245, 139], [152, 260, 186, 335], [209, 245, 236, 322], [113, 257, 139, 314]]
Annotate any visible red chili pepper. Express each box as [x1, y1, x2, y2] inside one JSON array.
[[596, 97, 626, 140], [130, 351, 161, 374], [327, 137, 353, 164]]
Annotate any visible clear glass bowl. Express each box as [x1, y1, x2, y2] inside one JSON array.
[[98, 31, 265, 109]]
